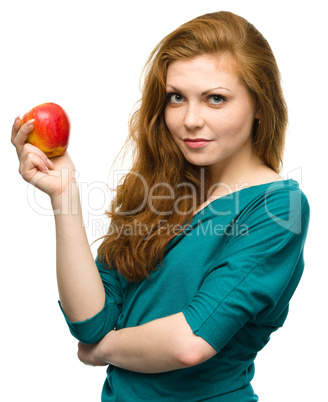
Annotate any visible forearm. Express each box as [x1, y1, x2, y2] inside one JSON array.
[[96, 313, 216, 373], [99, 313, 188, 373], [52, 182, 105, 322]]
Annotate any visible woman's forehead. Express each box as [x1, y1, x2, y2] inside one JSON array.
[[166, 54, 240, 88]]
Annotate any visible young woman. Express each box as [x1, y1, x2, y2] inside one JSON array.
[[12, 11, 310, 402]]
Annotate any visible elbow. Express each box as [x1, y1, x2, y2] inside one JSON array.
[[177, 349, 204, 368], [176, 338, 217, 368], [166, 313, 217, 369]]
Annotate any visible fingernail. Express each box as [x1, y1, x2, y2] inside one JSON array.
[[46, 158, 54, 169], [14, 115, 21, 122], [27, 119, 35, 125]]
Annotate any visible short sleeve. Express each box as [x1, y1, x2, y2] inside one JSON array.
[[59, 258, 123, 344], [182, 185, 310, 353]]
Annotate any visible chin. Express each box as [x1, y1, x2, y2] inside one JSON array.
[[184, 157, 214, 168]]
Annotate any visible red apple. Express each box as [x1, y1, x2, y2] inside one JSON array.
[[20, 102, 70, 158]]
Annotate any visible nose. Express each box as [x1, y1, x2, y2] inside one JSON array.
[[183, 103, 204, 131]]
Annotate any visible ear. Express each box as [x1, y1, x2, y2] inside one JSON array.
[[254, 103, 261, 120]]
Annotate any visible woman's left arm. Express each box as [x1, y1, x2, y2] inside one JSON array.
[[77, 312, 217, 373]]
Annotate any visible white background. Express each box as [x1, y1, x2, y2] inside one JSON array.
[[1, 0, 326, 401]]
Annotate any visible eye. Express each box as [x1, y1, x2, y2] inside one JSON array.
[[207, 95, 226, 105], [166, 93, 185, 104]]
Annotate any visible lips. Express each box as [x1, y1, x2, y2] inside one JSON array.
[[184, 138, 212, 149], [184, 138, 211, 142]]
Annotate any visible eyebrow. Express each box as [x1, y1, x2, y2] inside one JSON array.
[[166, 85, 231, 95]]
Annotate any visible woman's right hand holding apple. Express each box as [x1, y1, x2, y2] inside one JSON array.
[[11, 116, 77, 210]]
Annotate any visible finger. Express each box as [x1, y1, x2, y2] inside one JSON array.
[[13, 119, 35, 156], [19, 152, 49, 183], [20, 143, 54, 170], [11, 115, 21, 144]]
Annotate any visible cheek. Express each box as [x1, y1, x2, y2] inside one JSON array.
[[164, 107, 182, 137], [214, 106, 255, 139]]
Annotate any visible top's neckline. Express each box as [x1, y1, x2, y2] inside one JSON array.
[[191, 178, 299, 220]]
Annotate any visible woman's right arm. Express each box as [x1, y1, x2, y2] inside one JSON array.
[[11, 116, 106, 323]]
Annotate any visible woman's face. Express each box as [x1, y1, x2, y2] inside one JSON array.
[[164, 54, 260, 174]]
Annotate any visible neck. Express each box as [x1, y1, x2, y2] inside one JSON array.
[[206, 142, 267, 198]]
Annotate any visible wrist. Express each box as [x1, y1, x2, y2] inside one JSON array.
[[98, 330, 116, 364], [51, 181, 80, 214]]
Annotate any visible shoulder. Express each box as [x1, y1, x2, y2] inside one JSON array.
[[260, 179, 309, 218], [236, 179, 310, 240], [245, 168, 309, 215]]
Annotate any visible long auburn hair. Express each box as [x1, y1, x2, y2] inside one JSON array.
[[97, 11, 288, 281]]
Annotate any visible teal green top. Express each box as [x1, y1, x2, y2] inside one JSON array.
[[59, 179, 310, 401]]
